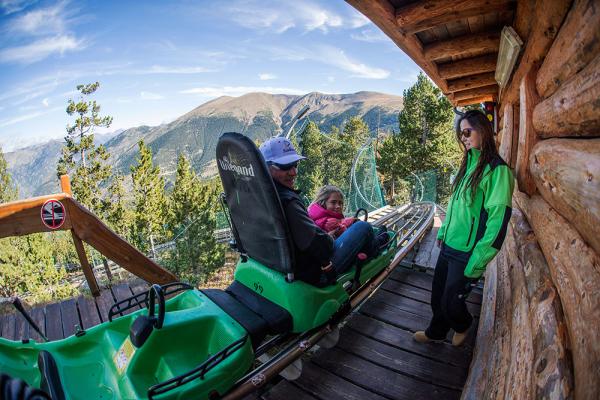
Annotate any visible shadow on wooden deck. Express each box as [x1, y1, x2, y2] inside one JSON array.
[[260, 266, 482, 400]]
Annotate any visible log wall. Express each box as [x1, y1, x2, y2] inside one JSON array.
[[463, 1, 600, 399]]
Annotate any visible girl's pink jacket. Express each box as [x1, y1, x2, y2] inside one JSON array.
[[307, 203, 355, 236]]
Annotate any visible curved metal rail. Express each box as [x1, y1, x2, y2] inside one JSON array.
[[222, 202, 436, 400]]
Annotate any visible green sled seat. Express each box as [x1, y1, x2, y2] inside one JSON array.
[[0, 286, 254, 399], [214, 132, 397, 333]]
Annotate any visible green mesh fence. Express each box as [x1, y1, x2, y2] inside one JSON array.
[[345, 143, 386, 214]]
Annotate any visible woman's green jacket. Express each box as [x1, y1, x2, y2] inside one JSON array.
[[437, 148, 515, 278]]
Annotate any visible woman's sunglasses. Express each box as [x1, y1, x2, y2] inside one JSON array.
[[460, 128, 473, 138], [270, 162, 298, 171]]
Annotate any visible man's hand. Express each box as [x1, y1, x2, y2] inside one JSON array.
[[436, 239, 442, 248]]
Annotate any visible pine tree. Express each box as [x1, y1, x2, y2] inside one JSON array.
[[295, 122, 324, 202], [130, 140, 168, 254], [101, 174, 131, 239], [57, 82, 113, 214], [0, 147, 17, 202], [167, 156, 224, 284], [378, 72, 459, 204], [322, 117, 370, 193]]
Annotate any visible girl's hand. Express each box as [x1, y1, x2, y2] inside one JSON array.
[[328, 227, 341, 238]]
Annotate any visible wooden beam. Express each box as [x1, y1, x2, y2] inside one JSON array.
[[64, 197, 177, 285], [438, 54, 498, 79], [498, 103, 514, 162], [423, 32, 500, 61], [515, 67, 540, 195], [501, 0, 572, 104], [71, 230, 100, 297], [513, 0, 536, 41], [529, 138, 600, 255], [0, 194, 72, 238], [447, 72, 497, 92], [515, 192, 600, 400], [536, 0, 600, 98], [456, 95, 495, 106], [60, 175, 72, 196], [395, 0, 516, 34], [346, 0, 449, 93], [533, 52, 600, 138], [452, 84, 498, 101]]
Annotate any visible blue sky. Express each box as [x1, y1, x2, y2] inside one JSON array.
[[0, 0, 421, 152]]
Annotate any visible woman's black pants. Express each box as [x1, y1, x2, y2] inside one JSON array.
[[425, 249, 476, 340]]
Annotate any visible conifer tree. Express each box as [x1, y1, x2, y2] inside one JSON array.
[[295, 121, 324, 201], [322, 117, 370, 193], [167, 155, 224, 283], [101, 174, 131, 240], [0, 147, 17, 202], [378, 72, 459, 204], [57, 82, 113, 214], [130, 140, 168, 254]]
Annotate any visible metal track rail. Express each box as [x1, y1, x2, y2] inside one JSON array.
[[221, 202, 435, 400]]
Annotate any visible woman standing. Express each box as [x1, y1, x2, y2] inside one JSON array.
[[414, 110, 514, 346]]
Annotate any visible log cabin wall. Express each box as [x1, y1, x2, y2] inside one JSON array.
[[347, 1, 600, 399]]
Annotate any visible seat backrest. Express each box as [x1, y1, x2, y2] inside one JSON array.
[[216, 132, 294, 274]]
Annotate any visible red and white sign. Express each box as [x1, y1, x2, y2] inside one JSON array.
[[41, 199, 66, 229]]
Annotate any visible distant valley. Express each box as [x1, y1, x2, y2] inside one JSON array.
[[5, 91, 403, 198]]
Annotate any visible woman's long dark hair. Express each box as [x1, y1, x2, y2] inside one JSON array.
[[452, 109, 499, 201]]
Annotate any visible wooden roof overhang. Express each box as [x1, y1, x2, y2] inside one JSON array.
[[347, 0, 520, 106]]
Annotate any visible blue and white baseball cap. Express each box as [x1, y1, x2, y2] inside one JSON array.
[[259, 137, 306, 165]]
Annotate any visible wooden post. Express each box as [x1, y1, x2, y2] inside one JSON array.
[[502, 0, 572, 104], [423, 32, 500, 61], [71, 230, 100, 297], [533, 54, 600, 138], [498, 103, 514, 162], [60, 175, 72, 196], [438, 54, 497, 80], [516, 67, 540, 195], [536, 0, 600, 98]]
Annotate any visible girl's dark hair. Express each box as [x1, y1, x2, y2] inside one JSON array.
[[452, 109, 499, 201]]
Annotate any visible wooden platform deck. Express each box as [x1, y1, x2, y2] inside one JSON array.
[[0, 280, 149, 342], [259, 265, 482, 400]]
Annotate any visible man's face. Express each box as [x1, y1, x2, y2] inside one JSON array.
[[269, 162, 298, 189]]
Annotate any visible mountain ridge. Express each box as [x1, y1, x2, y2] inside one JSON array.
[[6, 91, 403, 198]]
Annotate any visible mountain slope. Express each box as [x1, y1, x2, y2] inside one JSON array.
[[6, 91, 402, 198]]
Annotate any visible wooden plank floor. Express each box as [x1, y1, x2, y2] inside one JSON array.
[[261, 264, 482, 400], [0, 280, 149, 342]]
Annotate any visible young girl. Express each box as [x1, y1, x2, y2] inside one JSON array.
[[308, 185, 356, 238]]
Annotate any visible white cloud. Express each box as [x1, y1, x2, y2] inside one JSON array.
[[0, 106, 62, 128], [180, 86, 307, 97], [140, 91, 164, 100], [267, 45, 390, 79], [142, 65, 215, 74], [0, 0, 36, 15], [42, 97, 49, 107], [351, 28, 388, 43], [6, 1, 70, 35], [226, 0, 345, 33], [259, 73, 276, 80], [0, 35, 86, 64]]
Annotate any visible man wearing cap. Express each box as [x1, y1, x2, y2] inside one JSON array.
[[260, 137, 374, 286]]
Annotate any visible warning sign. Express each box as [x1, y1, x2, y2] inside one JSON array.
[[41, 199, 66, 229]]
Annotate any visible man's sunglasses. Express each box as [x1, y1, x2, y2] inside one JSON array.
[[270, 162, 298, 171], [460, 128, 474, 138]]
